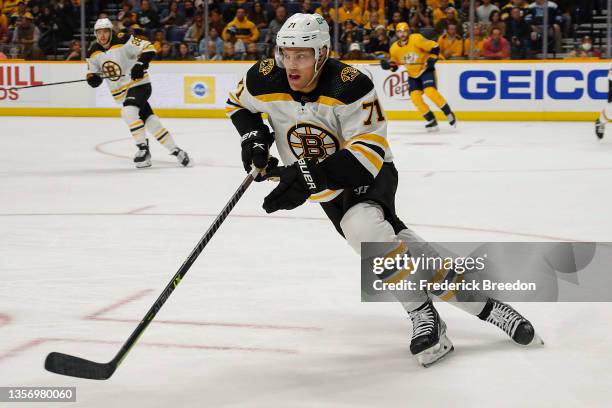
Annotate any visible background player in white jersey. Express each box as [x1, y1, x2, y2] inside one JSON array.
[[595, 63, 612, 139], [86, 18, 190, 168], [227, 13, 542, 367]]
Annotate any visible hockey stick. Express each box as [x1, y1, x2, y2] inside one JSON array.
[[10, 75, 124, 90], [44, 167, 260, 380]]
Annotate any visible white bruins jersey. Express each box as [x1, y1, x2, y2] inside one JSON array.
[[227, 58, 393, 203], [86, 32, 155, 104]]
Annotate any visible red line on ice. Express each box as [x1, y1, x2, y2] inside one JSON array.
[[0, 313, 11, 328], [85, 290, 323, 331], [0, 337, 296, 363]]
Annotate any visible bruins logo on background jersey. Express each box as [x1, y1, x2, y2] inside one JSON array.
[[102, 61, 122, 81], [341, 67, 360, 83], [287, 123, 339, 161], [259, 59, 274, 76]]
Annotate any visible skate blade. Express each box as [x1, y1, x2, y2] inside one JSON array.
[[426, 126, 439, 133], [135, 160, 152, 169], [417, 334, 454, 367], [528, 332, 545, 346]]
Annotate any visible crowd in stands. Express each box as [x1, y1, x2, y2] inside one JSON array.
[[0, 0, 608, 60]]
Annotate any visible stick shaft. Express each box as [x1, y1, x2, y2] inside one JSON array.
[[11, 76, 119, 90], [111, 168, 259, 366]]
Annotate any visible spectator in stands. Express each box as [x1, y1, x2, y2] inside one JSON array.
[[566, 35, 603, 59], [183, 0, 196, 24], [477, 0, 499, 22], [482, 26, 510, 59], [245, 42, 260, 60], [438, 23, 464, 59], [408, 0, 434, 34], [387, 11, 406, 40], [152, 29, 164, 52], [435, 6, 462, 36], [3, 1, 22, 17], [175, 41, 193, 60], [501, 0, 528, 21], [316, 0, 336, 21], [464, 23, 486, 58], [248, 1, 269, 30], [11, 13, 42, 60], [224, 25, 246, 58], [505, 6, 530, 59], [137, 0, 159, 30], [525, 0, 562, 54], [299, 0, 312, 14], [488, 10, 505, 35], [365, 25, 390, 57], [457, 0, 473, 23], [340, 19, 364, 55], [222, 0, 238, 25], [266, 5, 286, 47], [208, 8, 225, 35], [117, 2, 134, 24], [196, 40, 219, 60], [10, 1, 27, 26], [392, 0, 411, 22], [65, 38, 81, 60], [160, 1, 186, 28], [156, 41, 175, 60], [338, 0, 363, 25], [222, 41, 237, 60], [223, 6, 259, 43], [363, 10, 382, 36], [184, 12, 204, 43], [199, 27, 223, 57], [432, 0, 456, 27], [362, 0, 381, 26], [0, 8, 8, 32], [345, 42, 368, 59]]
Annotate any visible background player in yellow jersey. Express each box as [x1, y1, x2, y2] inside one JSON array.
[[381, 22, 456, 132]]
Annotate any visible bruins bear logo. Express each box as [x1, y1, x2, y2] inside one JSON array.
[[102, 61, 122, 81], [287, 123, 339, 161], [341, 66, 360, 83], [259, 59, 275, 76]]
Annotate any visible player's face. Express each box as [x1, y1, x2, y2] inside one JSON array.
[[96, 29, 112, 47], [281, 47, 317, 91], [397, 29, 409, 42]]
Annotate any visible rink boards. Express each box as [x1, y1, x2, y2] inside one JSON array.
[[0, 59, 608, 121]]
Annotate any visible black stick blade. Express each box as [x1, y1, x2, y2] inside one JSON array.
[[45, 352, 116, 380]]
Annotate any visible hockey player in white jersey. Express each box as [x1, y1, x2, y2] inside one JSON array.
[[595, 63, 612, 139], [227, 13, 542, 367], [86, 18, 190, 168]]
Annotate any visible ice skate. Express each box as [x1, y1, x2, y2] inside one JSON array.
[[134, 141, 151, 168], [478, 298, 544, 346], [595, 118, 605, 139], [447, 112, 457, 128], [171, 148, 190, 167], [409, 300, 454, 367], [425, 119, 439, 133]]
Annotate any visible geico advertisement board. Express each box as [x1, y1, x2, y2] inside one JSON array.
[[357, 61, 610, 112]]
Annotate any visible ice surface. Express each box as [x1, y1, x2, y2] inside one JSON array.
[[1, 117, 611, 407]]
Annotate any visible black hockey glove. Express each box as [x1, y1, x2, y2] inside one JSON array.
[[380, 59, 399, 72], [240, 127, 273, 172], [254, 156, 279, 182], [262, 158, 326, 213], [86, 73, 103, 88], [131, 62, 146, 80], [426, 57, 437, 70]]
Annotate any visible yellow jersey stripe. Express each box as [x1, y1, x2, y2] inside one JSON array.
[[349, 144, 383, 172], [349, 133, 389, 149], [255, 93, 294, 103], [318, 96, 345, 106]]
